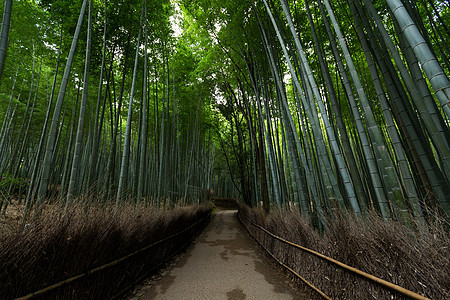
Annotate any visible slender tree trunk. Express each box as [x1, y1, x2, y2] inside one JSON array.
[[137, 0, 148, 205], [37, 0, 88, 206], [0, 0, 12, 82], [349, 0, 421, 219], [258, 7, 326, 226], [116, 9, 143, 207], [9, 52, 36, 175], [67, 0, 92, 205], [320, 0, 393, 218], [305, 0, 368, 211], [89, 0, 108, 188], [280, 0, 360, 214], [386, 0, 450, 117]]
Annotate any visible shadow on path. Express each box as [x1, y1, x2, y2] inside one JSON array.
[[128, 210, 309, 300]]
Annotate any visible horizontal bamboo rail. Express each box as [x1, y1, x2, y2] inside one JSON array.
[[16, 213, 212, 300], [238, 212, 331, 299], [238, 211, 430, 300]]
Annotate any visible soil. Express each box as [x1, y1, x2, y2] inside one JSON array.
[[0, 202, 25, 235]]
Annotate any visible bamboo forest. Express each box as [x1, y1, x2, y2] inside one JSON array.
[[0, 0, 448, 299]]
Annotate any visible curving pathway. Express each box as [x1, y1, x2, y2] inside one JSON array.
[[128, 210, 308, 300]]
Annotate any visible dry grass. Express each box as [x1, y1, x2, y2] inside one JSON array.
[[239, 204, 449, 299], [0, 203, 212, 299]]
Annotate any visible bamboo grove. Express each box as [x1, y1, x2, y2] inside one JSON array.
[[0, 0, 449, 229], [0, 0, 216, 217], [179, 0, 449, 228]]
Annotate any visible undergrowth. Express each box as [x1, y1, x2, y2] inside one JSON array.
[[239, 204, 449, 299], [0, 202, 212, 299], [0, 173, 28, 194]]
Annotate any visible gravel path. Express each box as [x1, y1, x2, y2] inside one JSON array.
[[129, 210, 309, 300]]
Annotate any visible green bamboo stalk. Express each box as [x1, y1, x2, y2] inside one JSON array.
[[305, 0, 368, 211], [0, 0, 12, 82], [363, 0, 450, 181], [37, 0, 88, 206], [258, 5, 326, 225], [67, 0, 92, 205], [385, 0, 450, 118], [116, 8, 143, 208], [320, 0, 393, 218], [89, 0, 108, 188], [137, 0, 149, 205], [349, 0, 421, 219]]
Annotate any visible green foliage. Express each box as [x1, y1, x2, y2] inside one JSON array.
[[0, 173, 28, 193], [0, 0, 447, 221]]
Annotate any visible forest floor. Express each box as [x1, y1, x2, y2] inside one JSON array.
[[125, 210, 309, 300], [0, 201, 25, 234]]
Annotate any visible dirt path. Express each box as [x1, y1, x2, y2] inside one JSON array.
[[128, 210, 309, 300]]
